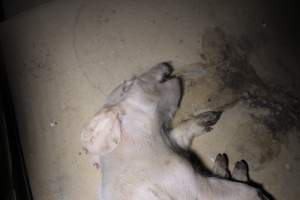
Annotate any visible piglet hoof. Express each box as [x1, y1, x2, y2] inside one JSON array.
[[194, 111, 222, 132], [232, 160, 249, 182], [213, 153, 230, 178]]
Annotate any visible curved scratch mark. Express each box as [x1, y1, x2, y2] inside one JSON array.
[[72, 0, 105, 94]]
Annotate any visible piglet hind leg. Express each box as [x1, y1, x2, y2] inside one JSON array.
[[210, 156, 271, 200], [232, 160, 271, 200]]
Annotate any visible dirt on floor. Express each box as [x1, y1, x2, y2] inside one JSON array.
[[174, 27, 300, 199]]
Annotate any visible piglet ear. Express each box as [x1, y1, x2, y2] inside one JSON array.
[[81, 106, 122, 156]]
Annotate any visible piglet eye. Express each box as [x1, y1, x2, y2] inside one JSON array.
[[160, 74, 175, 83], [160, 76, 168, 83]]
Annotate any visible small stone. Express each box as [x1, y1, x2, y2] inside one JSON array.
[[50, 121, 58, 127]]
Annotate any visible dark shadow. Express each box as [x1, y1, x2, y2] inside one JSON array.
[[0, 45, 34, 200]]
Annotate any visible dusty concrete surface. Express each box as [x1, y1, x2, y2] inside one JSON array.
[[0, 0, 299, 199]]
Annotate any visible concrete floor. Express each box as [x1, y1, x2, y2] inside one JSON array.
[[1, 0, 299, 199]]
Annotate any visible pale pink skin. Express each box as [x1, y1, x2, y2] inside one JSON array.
[[81, 63, 263, 200]]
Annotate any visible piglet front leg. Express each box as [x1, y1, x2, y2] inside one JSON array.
[[170, 111, 222, 149]]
